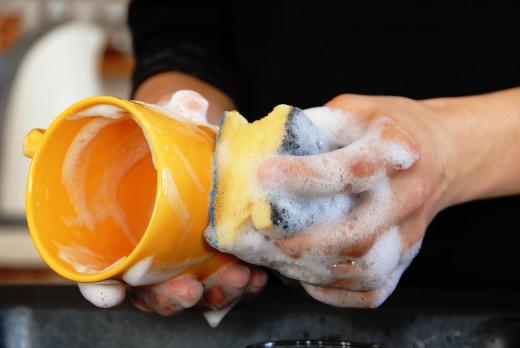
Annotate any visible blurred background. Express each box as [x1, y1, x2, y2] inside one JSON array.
[[0, 0, 132, 284]]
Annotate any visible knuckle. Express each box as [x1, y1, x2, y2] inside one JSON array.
[[405, 180, 427, 215], [327, 93, 373, 109], [329, 93, 357, 106]]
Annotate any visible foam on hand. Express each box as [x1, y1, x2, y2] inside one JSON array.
[[205, 106, 357, 284], [207, 105, 353, 246], [207, 105, 420, 299]]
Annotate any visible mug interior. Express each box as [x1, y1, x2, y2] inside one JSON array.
[[28, 104, 157, 276]]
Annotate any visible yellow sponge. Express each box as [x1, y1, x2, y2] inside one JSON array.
[[207, 105, 331, 249]]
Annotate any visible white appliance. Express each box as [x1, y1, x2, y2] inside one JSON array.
[[0, 21, 106, 218]]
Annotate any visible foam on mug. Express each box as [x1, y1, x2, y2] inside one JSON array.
[[58, 103, 153, 275], [122, 254, 212, 286], [58, 245, 126, 274], [90, 127, 150, 245], [71, 105, 126, 120], [61, 117, 118, 232]]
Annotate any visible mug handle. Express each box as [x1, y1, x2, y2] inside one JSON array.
[[24, 128, 46, 158]]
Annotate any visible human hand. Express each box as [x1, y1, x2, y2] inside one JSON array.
[[78, 261, 267, 316], [254, 94, 457, 308]]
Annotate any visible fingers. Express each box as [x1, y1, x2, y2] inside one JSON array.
[[301, 234, 423, 308], [130, 274, 203, 316], [245, 267, 269, 295], [258, 121, 419, 195], [276, 181, 393, 259], [325, 94, 381, 117], [301, 232, 417, 308], [301, 262, 406, 309], [330, 226, 402, 292], [200, 263, 251, 310], [129, 263, 267, 316], [303, 107, 365, 146]]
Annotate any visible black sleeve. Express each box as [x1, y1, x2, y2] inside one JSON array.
[[128, 0, 237, 100]]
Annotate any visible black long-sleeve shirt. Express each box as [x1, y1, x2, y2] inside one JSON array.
[[129, 1, 520, 289]]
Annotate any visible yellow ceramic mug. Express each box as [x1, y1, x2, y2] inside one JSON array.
[[24, 93, 235, 286]]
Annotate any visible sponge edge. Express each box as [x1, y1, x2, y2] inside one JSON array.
[[206, 105, 337, 250]]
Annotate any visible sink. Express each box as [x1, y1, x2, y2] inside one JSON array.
[[1, 285, 519, 348]]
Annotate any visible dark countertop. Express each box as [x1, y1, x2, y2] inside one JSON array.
[[1, 285, 520, 348]]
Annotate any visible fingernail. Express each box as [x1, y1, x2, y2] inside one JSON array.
[[204, 287, 228, 308], [249, 270, 268, 291], [176, 282, 203, 305], [132, 298, 152, 312], [222, 264, 250, 290], [131, 291, 152, 312]]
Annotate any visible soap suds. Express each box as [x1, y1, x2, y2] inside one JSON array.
[[171, 144, 205, 192], [202, 300, 238, 328], [301, 238, 422, 308], [163, 168, 191, 228], [163, 89, 209, 124], [58, 101, 157, 274], [90, 127, 150, 245], [71, 105, 126, 120], [78, 280, 126, 308], [209, 106, 420, 305], [61, 117, 118, 232], [58, 244, 126, 274], [122, 254, 212, 286]]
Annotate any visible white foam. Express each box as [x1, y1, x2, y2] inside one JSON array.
[[122, 255, 154, 285], [59, 105, 154, 273], [58, 243, 126, 274], [122, 254, 212, 286], [162, 168, 191, 228], [171, 144, 205, 192], [61, 117, 118, 231], [266, 192, 354, 235], [163, 90, 209, 124], [300, 239, 421, 309], [58, 245, 103, 274], [304, 107, 364, 146], [90, 127, 150, 245], [202, 300, 238, 328], [219, 226, 335, 285], [384, 138, 419, 170], [210, 107, 421, 308], [78, 280, 126, 308], [72, 105, 126, 120], [340, 225, 401, 291]]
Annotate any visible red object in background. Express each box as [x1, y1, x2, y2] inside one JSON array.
[[0, 12, 22, 53]]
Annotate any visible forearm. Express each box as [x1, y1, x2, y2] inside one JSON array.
[[426, 88, 520, 207], [133, 71, 236, 124]]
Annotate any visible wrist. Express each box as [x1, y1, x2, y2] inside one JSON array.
[[424, 89, 520, 208]]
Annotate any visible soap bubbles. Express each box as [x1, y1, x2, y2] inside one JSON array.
[[210, 105, 421, 308]]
